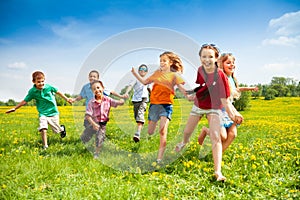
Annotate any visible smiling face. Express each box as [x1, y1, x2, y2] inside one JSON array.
[[200, 48, 218, 72], [159, 54, 172, 72], [222, 56, 235, 76], [89, 71, 99, 83], [33, 77, 45, 90], [91, 81, 104, 100]]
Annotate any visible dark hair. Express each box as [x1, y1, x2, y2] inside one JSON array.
[[91, 80, 104, 88], [138, 64, 148, 72], [32, 71, 45, 81], [89, 70, 100, 78], [199, 44, 220, 58]]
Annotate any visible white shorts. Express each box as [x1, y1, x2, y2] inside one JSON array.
[[190, 105, 221, 117], [38, 115, 62, 133]]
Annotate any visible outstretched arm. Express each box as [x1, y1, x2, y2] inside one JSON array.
[[5, 100, 27, 113], [238, 86, 259, 92], [56, 91, 73, 104], [131, 67, 151, 85]]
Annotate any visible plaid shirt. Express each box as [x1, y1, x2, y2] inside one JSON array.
[[86, 96, 121, 122]]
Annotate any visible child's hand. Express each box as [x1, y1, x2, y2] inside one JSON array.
[[234, 114, 244, 125], [92, 123, 100, 131], [187, 95, 195, 101], [6, 108, 16, 114], [67, 98, 73, 104], [119, 99, 125, 105], [122, 94, 129, 99]]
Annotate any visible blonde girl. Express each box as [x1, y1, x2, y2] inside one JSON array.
[[131, 51, 187, 163]]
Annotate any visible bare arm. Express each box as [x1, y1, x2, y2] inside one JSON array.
[[86, 115, 99, 131], [110, 91, 129, 99], [238, 86, 258, 92], [5, 100, 27, 113], [56, 91, 73, 104], [72, 95, 83, 103], [221, 98, 243, 124], [131, 67, 151, 85]]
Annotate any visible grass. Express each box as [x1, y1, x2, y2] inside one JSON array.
[[0, 97, 299, 199]]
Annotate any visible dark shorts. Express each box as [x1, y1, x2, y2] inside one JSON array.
[[148, 104, 173, 122], [81, 121, 107, 147], [133, 101, 147, 123]]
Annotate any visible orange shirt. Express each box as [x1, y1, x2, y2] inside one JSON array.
[[147, 70, 185, 104]]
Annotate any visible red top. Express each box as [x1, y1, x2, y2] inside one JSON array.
[[194, 66, 230, 109]]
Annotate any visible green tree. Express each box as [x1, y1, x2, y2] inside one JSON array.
[[233, 91, 251, 111], [6, 99, 17, 106], [264, 88, 277, 100]]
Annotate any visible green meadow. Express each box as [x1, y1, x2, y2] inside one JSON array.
[[0, 97, 299, 199]]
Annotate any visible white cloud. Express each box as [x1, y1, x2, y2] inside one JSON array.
[[263, 10, 300, 46], [263, 60, 300, 72], [269, 10, 300, 36], [8, 62, 27, 70]]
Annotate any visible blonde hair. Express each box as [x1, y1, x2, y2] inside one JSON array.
[[160, 51, 184, 73], [218, 53, 238, 87]]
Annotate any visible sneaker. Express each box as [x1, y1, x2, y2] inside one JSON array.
[[60, 125, 66, 138], [133, 133, 140, 142], [175, 142, 186, 152], [43, 145, 48, 150], [94, 153, 99, 159]]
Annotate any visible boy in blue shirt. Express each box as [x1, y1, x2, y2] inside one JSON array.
[[6, 71, 72, 149]]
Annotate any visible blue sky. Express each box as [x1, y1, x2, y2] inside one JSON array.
[[1, 0, 300, 101]]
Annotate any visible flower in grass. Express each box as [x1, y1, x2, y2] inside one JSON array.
[[252, 164, 257, 169], [250, 155, 256, 161], [2, 184, 7, 189]]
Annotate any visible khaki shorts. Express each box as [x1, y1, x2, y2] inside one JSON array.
[[38, 115, 62, 133], [190, 105, 221, 117]]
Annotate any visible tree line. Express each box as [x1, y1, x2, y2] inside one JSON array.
[[1, 76, 299, 109]]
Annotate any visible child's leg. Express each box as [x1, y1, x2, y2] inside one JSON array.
[[207, 113, 224, 180], [222, 125, 237, 153], [148, 120, 157, 135], [94, 124, 106, 158], [40, 128, 48, 148], [157, 116, 169, 160], [183, 115, 201, 144], [175, 114, 201, 152], [81, 126, 95, 144], [198, 126, 209, 145]]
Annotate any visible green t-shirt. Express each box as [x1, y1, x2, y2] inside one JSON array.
[[24, 84, 59, 117]]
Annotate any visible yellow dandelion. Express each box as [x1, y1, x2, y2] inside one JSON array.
[[252, 164, 257, 169], [250, 155, 256, 161]]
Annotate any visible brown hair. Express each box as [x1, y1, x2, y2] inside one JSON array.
[[160, 51, 184, 73], [199, 44, 220, 59], [32, 71, 45, 82]]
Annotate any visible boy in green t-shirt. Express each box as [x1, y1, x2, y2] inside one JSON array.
[[6, 71, 72, 149]]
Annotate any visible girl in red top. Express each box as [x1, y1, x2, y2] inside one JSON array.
[[131, 51, 187, 163], [175, 44, 243, 181]]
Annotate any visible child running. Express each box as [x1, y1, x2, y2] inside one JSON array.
[[124, 64, 151, 142], [5, 71, 72, 149], [131, 51, 187, 163], [80, 80, 125, 159], [72, 70, 128, 127], [198, 53, 258, 152], [175, 44, 243, 181]]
